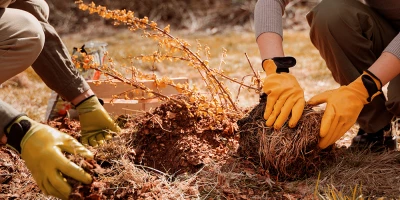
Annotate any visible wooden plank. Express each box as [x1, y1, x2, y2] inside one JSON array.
[[103, 101, 163, 116], [102, 99, 166, 116], [87, 77, 188, 99], [103, 101, 145, 116], [88, 77, 188, 116]]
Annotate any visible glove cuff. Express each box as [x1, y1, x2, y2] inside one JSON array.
[[4, 115, 32, 153], [363, 70, 382, 90], [262, 56, 296, 74], [361, 70, 383, 102], [350, 70, 383, 103]]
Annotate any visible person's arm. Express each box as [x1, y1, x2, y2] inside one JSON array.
[[255, 0, 305, 130], [257, 32, 284, 59], [255, 0, 289, 59], [370, 33, 400, 84]]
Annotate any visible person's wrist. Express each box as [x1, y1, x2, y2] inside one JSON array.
[[71, 89, 95, 106], [262, 56, 297, 74]]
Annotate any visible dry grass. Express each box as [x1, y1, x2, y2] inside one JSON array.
[[0, 68, 51, 121], [318, 150, 400, 198], [7, 26, 397, 199]]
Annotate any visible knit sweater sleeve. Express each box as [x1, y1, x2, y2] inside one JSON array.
[[254, 0, 290, 40], [384, 33, 400, 59]]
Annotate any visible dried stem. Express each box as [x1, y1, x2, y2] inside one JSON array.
[[245, 53, 262, 91], [93, 67, 185, 107], [75, 0, 239, 111]]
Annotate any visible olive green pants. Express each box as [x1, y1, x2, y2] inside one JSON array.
[[0, 0, 89, 136], [307, 0, 399, 133]]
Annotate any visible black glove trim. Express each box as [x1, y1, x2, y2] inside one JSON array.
[[364, 69, 383, 89], [74, 94, 96, 108], [361, 72, 382, 103], [4, 114, 27, 137], [74, 95, 104, 109], [4, 114, 30, 153], [262, 56, 296, 73]]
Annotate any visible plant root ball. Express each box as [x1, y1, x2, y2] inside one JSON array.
[[237, 94, 335, 181]]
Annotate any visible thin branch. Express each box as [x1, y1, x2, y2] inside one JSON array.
[[235, 75, 254, 102], [245, 53, 262, 90], [211, 69, 259, 91], [93, 67, 185, 107]]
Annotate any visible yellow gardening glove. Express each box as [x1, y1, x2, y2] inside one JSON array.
[[308, 70, 382, 149], [262, 57, 305, 129], [76, 95, 121, 147], [5, 116, 93, 200]]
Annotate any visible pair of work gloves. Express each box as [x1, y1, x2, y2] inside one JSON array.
[[4, 95, 121, 200], [262, 57, 382, 149]]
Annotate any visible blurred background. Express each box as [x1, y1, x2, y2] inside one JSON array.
[[1, 0, 336, 123], [46, 0, 321, 35]]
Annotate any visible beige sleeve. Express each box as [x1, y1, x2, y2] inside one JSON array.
[[254, 0, 290, 40], [0, 0, 15, 8], [384, 33, 400, 59]]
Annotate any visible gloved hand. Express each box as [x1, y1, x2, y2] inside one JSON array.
[[76, 95, 121, 147], [262, 57, 305, 129], [308, 70, 382, 149], [5, 116, 93, 200]]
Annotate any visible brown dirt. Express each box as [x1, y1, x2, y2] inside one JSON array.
[[127, 95, 239, 175], [0, 146, 42, 199], [1, 96, 400, 199]]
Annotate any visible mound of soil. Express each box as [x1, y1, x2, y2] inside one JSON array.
[[67, 95, 241, 199], [237, 94, 336, 181], [127, 95, 240, 175]]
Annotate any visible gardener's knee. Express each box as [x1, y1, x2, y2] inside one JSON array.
[[1, 9, 44, 65], [29, 0, 50, 22], [306, 0, 358, 40], [10, 0, 49, 22], [13, 10, 45, 55], [0, 9, 44, 83]]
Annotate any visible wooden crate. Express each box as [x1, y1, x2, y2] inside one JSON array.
[[87, 77, 188, 116]]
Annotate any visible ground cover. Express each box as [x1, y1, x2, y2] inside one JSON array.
[[1, 12, 399, 199]]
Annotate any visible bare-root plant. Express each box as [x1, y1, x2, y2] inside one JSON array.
[[73, 1, 262, 125]]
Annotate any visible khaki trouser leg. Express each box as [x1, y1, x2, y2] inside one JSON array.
[[9, 0, 90, 102], [306, 0, 398, 133], [0, 7, 44, 136]]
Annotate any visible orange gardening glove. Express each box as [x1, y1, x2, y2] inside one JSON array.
[[308, 70, 382, 149], [262, 57, 305, 129]]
